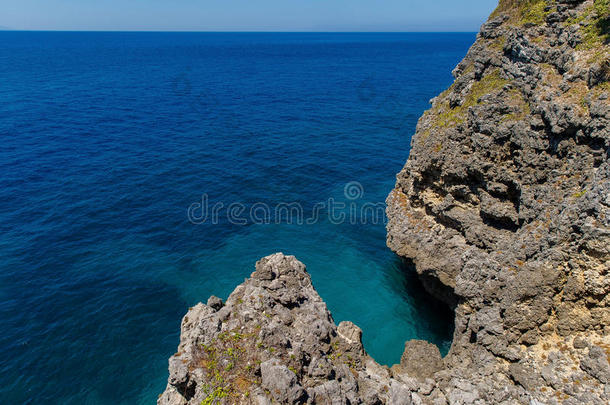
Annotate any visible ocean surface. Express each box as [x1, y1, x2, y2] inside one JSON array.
[[0, 32, 475, 404]]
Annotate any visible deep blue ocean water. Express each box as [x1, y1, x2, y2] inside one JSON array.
[[0, 32, 475, 404]]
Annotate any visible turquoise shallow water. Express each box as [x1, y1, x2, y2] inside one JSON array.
[[0, 32, 474, 403]]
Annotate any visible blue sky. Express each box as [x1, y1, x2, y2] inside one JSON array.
[[1, 0, 499, 31]]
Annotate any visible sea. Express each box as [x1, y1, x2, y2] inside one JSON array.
[[0, 31, 475, 404]]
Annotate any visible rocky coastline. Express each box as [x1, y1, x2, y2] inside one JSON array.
[[159, 1, 609, 403]]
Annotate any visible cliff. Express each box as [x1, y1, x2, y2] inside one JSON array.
[[159, 1, 609, 404], [386, 0, 609, 402]]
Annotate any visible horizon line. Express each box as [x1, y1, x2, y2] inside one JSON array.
[[1, 29, 479, 33], [0, 29, 478, 34]]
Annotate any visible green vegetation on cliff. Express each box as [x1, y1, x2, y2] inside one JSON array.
[[491, 0, 552, 25], [566, 0, 610, 49], [421, 69, 510, 139], [494, 0, 609, 48]]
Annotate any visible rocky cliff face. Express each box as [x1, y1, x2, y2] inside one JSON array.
[[160, 1, 609, 404], [386, 0, 609, 403]]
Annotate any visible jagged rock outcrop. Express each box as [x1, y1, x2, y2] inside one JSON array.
[[160, 1, 609, 404], [158, 253, 447, 405], [387, 0, 609, 403]]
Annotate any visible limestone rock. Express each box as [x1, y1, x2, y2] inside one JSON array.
[[580, 345, 610, 383], [157, 253, 418, 404], [207, 295, 224, 310], [395, 340, 444, 380], [386, 0, 610, 403]]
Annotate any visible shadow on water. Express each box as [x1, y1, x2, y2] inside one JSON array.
[[385, 256, 456, 356]]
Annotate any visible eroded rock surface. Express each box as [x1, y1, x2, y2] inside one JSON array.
[[158, 253, 445, 405], [387, 0, 610, 403]]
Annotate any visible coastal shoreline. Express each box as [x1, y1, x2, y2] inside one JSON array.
[[159, 1, 609, 403]]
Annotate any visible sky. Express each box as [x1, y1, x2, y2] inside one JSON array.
[[1, 0, 499, 32]]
